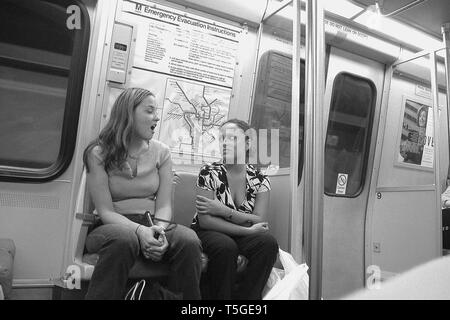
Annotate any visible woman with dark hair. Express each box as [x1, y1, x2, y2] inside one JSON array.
[[192, 118, 279, 300], [83, 87, 202, 299], [417, 105, 428, 160], [417, 106, 428, 128]]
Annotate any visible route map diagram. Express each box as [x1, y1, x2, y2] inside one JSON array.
[[158, 78, 230, 161]]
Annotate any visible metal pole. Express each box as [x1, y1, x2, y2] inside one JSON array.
[[303, 0, 325, 300], [430, 51, 443, 257], [442, 23, 450, 182], [384, 0, 426, 17], [290, 0, 302, 263], [248, 22, 264, 122], [263, 0, 293, 23]]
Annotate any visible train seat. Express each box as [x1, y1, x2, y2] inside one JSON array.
[[70, 169, 247, 286], [0, 238, 15, 299]]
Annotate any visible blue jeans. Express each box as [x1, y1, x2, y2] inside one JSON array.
[[84, 220, 202, 300]]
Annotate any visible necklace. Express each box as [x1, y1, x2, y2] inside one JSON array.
[[128, 157, 138, 178], [127, 141, 149, 178]]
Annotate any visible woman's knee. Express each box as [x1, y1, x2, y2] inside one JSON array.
[[205, 234, 239, 258], [89, 224, 139, 256], [257, 233, 279, 256], [114, 227, 139, 252], [171, 225, 202, 256]]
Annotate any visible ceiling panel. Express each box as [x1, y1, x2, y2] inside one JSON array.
[[350, 0, 450, 38]]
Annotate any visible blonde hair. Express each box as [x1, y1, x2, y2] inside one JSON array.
[[83, 88, 155, 172]]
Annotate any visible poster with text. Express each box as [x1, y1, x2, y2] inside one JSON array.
[[397, 97, 433, 169], [121, 0, 242, 88]]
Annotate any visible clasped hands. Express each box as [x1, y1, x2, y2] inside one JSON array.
[[137, 225, 168, 261], [196, 195, 269, 234]]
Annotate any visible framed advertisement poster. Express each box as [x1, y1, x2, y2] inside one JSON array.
[[396, 95, 434, 171]]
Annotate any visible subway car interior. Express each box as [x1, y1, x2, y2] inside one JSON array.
[[1, 0, 450, 300]]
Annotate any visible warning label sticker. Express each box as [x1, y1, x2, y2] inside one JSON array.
[[336, 173, 348, 195]]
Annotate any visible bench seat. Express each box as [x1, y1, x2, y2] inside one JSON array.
[[81, 251, 245, 279], [72, 170, 247, 283]]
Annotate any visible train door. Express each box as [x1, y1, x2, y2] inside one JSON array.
[[321, 47, 385, 298], [366, 51, 448, 283]]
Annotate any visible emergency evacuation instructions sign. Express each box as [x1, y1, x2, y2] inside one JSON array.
[[336, 173, 348, 195], [121, 0, 243, 88]]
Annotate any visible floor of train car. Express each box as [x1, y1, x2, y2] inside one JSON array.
[[11, 274, 212, 300], [8, 250, 450, 299], [10, 282, 91, 300]]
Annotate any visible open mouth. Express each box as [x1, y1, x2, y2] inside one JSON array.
[[150, 124, 157, 131]]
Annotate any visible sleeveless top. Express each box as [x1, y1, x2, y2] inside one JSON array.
[[92, 139, 171, 215]]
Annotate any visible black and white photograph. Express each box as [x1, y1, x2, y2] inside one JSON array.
[[398, 97, 434, 168], [1, 0, 450, 309]]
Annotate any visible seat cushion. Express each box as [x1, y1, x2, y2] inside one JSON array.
[[0, 239, 15, 299], [82, 251, 246, 277], [172, 171, 198, 227]]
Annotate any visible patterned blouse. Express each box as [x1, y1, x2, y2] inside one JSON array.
[[192, 162, 271, 227]]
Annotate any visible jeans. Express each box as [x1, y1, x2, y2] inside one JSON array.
[[195, 229, 278, 300], [84, 216, 202, 300]]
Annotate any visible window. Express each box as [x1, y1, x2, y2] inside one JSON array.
[[250, 51, 305, 175], [0, 0, 90, 182], [324, 73, 376, 197]]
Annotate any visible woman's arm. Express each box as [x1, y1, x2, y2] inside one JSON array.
[[154, 156, 173, 229], [197, 214, 267, 236], [251, 191, 270, 221], [195, 191, 270, 226], [195, 196, 259, 226], [442, 185, 450, 208]]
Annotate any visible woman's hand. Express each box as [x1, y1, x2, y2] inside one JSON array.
[[443, 199, 450, 208], [248, 222, 269, 234], [196, 195, 228, 217], [137, 225, 169, 261], [146, 233, 169, 262]]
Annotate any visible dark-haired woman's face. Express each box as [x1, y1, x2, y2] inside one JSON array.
[[220, 123, 249, 164], [133, 95, 160, 140]]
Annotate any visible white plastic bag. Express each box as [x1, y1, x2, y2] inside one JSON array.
[[263, 249, 309, 300], [261, 267, 284, 298]]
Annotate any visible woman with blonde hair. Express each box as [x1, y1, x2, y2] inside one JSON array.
[[83, 87, 202, 299]]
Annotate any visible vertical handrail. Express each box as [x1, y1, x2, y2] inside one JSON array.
[[442, 24, 450, 183], [290, 0, 302, 264], [430, 51, 443, 257], [248, 22, 264, 123], [303, 0, 325, 300]]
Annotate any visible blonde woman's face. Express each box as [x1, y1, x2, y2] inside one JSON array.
[[133, 95, 160, 140]]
